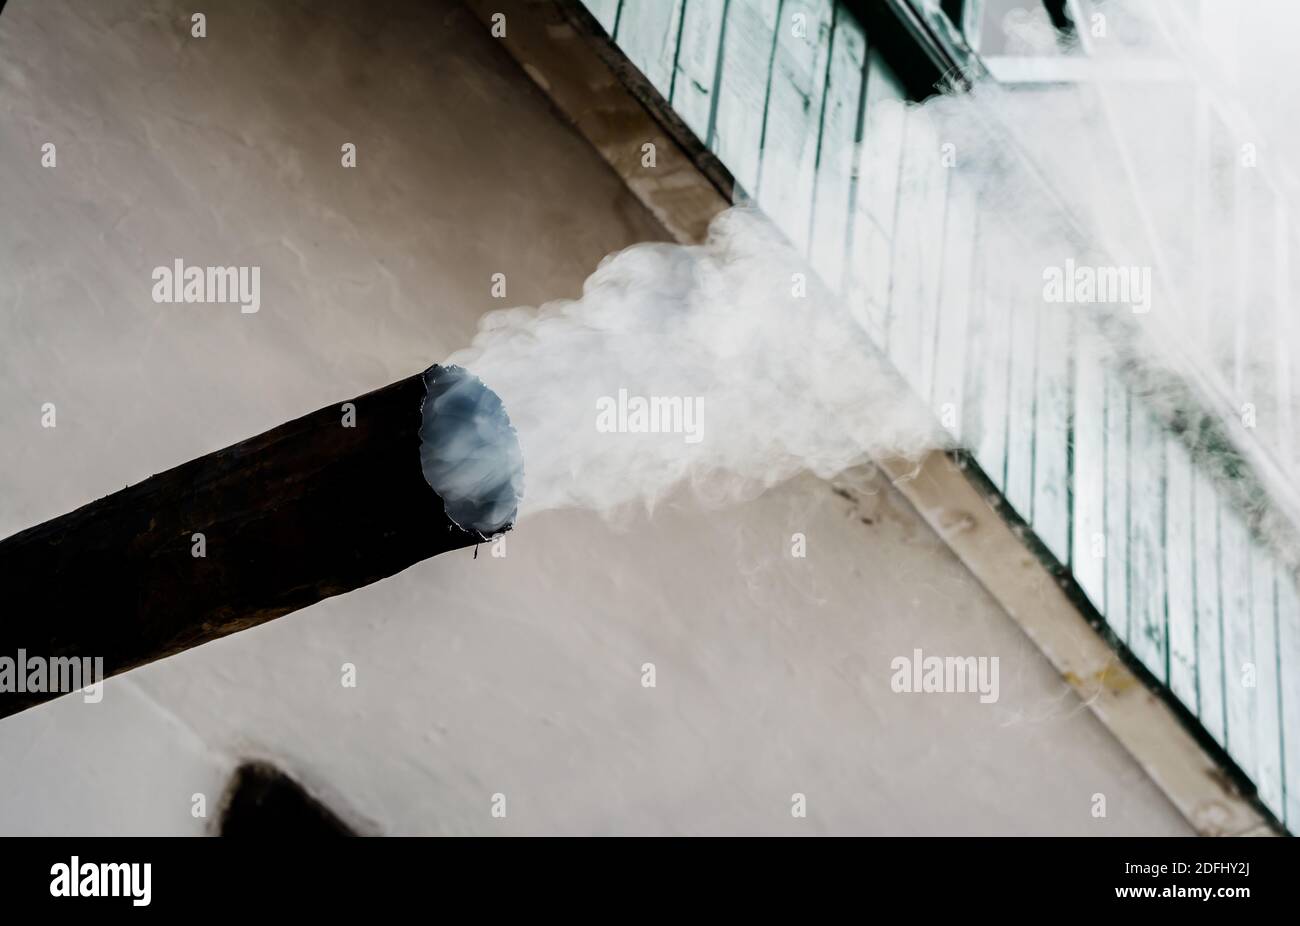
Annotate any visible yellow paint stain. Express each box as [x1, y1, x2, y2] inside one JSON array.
[[1062, 664, 1139, 696]]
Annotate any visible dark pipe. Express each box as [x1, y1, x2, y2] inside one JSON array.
[[0, 364, 521, 719]]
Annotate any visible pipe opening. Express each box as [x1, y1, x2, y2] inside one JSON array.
[[419, 364, 523, 538]]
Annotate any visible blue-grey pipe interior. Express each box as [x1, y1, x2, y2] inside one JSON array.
[[419, 364, 524, 538]]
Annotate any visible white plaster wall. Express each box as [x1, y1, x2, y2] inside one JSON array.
[[0, 0, 1191, 835]]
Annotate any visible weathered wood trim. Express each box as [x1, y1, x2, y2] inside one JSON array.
[[878, 450, 1274, 836], [464, 0, 730, 243], [465, 0, 1279, 835]]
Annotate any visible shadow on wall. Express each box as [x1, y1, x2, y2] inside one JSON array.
[[217, 762, 356, 837]]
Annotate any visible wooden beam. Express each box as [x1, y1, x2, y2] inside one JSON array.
[[0, 366, 516, 719]]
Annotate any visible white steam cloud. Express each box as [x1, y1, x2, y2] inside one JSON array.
[[450, 0, 1300, 547], [448, 208, 940, 520]]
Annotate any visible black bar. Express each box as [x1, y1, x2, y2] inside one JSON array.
[[0, 836, 1289, 913]]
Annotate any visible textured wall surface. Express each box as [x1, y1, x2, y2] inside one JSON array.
[[0, 0, 1190, 834]]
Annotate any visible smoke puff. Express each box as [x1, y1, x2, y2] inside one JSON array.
[[447, 208, 942, 520], [443, 0, 1300, 543]]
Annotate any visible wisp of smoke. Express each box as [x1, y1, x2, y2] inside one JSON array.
[[447, 208, 941, 520], [450, 0, 1300, 549]]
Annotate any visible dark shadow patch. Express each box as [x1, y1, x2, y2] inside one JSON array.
[[218, 761, 356, 837]]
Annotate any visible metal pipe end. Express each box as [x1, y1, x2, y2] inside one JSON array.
[[419, 364, 524, 539]]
